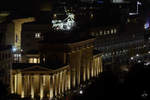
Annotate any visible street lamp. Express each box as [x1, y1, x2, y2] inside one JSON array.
[[141, 91, 148, 99], [12, 46, 17, 52], [136, 54, 139, 57], [130, 57, 134, 60], [79, 90, 83, 95]]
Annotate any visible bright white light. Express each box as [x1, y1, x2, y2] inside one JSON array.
[[52, 13, 75, 31], [144, 22, 149, 29], [129, 13, 137, 16], [79, 90, 83, 94], [141, 91, 148, 98], [144, 62, 150, 66], [12, 46, 17, 52], [21, 49, 23, 52], [148, 51, 150, 54], [137, 1, 142, 5], [136, 54, 139, 57], [138, 60, 141, 63], [131, 57, 134, 60], [129, 1, 142, 16]]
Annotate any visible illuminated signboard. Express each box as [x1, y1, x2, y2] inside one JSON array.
[[52, 13, 75, 31]]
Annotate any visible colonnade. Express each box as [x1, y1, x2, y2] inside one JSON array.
[[10, 53, 103, 100], [11, 67, 70, 99], [69, 46, 103, 89]]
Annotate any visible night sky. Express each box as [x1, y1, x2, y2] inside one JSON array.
[[0, 0, 149, 11]]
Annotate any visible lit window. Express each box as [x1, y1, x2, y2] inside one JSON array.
[[114, 29, 117, 33], [111, 29, 113, 34], [13, 54, 21, 62], [127, 19, 130, 23], [99, 31, 103, 35], [29, 58, 40, 63], [107, 30, 110, 34], [33, 58, 37, 63], [43, 57, 45, 62], [29, 58, 33, 63], [35, 33, 41, 38], [90, 13, 94, 19], [53, 14, 57, 18]]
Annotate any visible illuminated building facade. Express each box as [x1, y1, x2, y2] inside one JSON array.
[[5, 17, 35, 51], [0, 17, 35, 63], [21, 22, 49, 55], [144, 22, 150, 52], [89, 14, 146, 71], [11, 38, 103, 99]]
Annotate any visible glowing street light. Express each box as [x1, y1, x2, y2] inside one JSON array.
[[141, 91, 148, 98], [130, 57, 134, 60], [129, 1, 142, 16], [79, 90, 83, 95], [136, 54, 139, 57], [138, 60, 141, 63], [144, 22, 149, 29], [12, 46, 17, 52]]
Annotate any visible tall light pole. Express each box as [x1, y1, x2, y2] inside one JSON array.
[[129, 1, 142, 15], [137, 1, 142, 14]]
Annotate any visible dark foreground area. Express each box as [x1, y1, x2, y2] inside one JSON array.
[[73, 63, 150, 100]]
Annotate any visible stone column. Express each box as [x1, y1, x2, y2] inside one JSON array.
[[93, 59, 96, 77], [96, 59, 98, 77], [67, 70, 71, 90], [54, 74, 58, 96], [100, 57, 103, 73], [87, 61, 90, 80], [11, 75, 14, 94], [21, 75, 24, 98], [64, 70, 67, 91], [62, 71, 65, 93], [40, 75, 43, 100], [31, 75, 34, 99], [91, 60, 94, 78], [98, 57, 101, 74], [77, 50, 81, 86], [58, 73, 61, 94], [14, 74, 17, 93], [95, 59, 97, 77], [83, 62, 86, 82], [49, 75, 53, 99], [60, 71, 64, 93]]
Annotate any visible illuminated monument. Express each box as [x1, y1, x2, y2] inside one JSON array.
[[9, 1, 104, 99], [10, 37, 103, 100], [10, 14, 103, 99]]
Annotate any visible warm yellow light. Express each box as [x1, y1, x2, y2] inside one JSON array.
[[21, 91, 24, 98], [53, 14, 57, 18], [90, 13, 94, 19], [31, 85, 34, 99]]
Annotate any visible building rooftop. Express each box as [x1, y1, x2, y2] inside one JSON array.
[[12, 63, 67, 70]]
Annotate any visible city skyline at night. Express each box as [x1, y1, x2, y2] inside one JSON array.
[[0, 0, 150, 100]]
